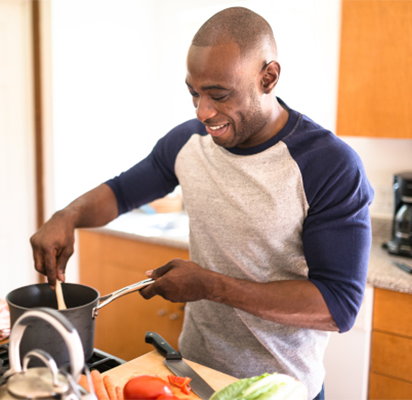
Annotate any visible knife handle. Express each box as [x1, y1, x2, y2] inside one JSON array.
[[145, 331, 182, 360]]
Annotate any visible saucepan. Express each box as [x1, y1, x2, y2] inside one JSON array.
[[6, 279, 154, 367]]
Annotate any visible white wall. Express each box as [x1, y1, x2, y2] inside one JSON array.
[[341, 137, 412, 218], [0, 0, 38, 298], [51, 0, 155, 210]]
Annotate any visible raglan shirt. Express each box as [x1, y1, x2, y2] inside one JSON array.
[[105, 99, 374, 399]]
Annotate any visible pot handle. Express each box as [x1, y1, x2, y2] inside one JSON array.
[[7, 308, 84, 382], [92, 278, 155, 318]]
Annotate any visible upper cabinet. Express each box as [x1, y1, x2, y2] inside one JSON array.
[[336, 0, 412, 138]]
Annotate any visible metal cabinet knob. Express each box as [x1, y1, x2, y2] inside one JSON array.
[[157, 309, 167, 316], [169, 313, 179, 320]]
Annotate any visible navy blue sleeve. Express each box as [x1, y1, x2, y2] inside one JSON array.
[[285, 116, 374, 333], [105, 119, 204, 215]]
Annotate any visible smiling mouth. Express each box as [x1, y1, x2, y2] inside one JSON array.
[[209, 124, 226, 130], [205, 123, 229, 137]]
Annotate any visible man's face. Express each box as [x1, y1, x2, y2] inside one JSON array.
[[186, 42, 268, 148]]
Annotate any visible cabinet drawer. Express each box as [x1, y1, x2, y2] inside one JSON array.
[[373, 288, 412, 337], [371, 331, 412, 383], [369, 372, 412, 400]]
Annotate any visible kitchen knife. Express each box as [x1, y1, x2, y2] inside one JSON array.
[[145, 331, 215, 400], [393, 260, 412, 274]]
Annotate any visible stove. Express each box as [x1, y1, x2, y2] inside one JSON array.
[[0, 343, 126, 378]]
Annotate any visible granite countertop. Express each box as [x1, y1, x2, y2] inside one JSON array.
[[97, 212, 412, 294], [97, 210, 190, 250], [368, 217, 412, 294]]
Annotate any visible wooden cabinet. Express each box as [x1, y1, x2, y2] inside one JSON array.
[[369, 288, 412, 399], [78, 230, 189, 361], [337, 1, 412, 138]]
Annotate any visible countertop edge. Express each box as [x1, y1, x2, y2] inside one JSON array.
[[85, 226, 190, 251]]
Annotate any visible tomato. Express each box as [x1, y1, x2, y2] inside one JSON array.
[[167, 375, 191, 389], [123, 375, 173, 400], [166, 375, 191, 396], [181, 384, 191, 395]]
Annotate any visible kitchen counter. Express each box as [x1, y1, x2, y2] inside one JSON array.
[[95, 211, 412, 294], [97, 210, 190, 250], [368, 217, 412, 294]]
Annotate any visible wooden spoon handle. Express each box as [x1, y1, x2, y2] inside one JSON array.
[[55, 280, 67, 310]]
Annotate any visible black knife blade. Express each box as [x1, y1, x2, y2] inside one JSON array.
[[145, 331, 215, 400], [393, 260, 412, 274]]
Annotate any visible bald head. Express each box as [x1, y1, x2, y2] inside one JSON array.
[[192, 7, 277, 60]]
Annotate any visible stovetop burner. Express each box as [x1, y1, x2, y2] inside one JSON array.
[[85, 348, 126, 372], [0, 343, 125, 377]]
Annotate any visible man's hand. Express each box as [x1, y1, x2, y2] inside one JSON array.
[[140, 259, 216, 302], [30, 184, 119, 288], [30, 211, 76, 288]]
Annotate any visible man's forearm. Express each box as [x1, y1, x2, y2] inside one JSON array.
[[143, 259, 339, 331], [57, 183, 118, 229], [206, 274, 338, 331]]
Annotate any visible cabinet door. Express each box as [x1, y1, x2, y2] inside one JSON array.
[[373, 288, 412, 337], [79, 230, 188, 361], [369, 288, 412, 399], [337, 1, 412, 138], [369, 372, 412, 400], [370, 331, 412, 383]]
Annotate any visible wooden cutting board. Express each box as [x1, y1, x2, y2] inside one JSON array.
[[103, 350, 237, 399]]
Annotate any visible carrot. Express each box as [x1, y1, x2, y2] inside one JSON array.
[[79, 374, 90, 392], [115, 386, 124, 400], [103, 375, 118, 400], [91, 370, 109, 400]]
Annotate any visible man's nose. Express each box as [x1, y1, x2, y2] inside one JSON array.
[[195, 97, 217, 122]]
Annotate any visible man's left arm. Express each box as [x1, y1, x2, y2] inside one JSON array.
[[142, 259, 338, 331]]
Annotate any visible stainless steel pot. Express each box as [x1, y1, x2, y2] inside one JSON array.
[[0, 307, 96, 400], [6, 279, 154, 367]]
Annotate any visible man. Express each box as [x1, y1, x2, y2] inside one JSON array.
[[31, 7, 373, 400]]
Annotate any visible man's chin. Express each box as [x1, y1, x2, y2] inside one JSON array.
[[211, 135, 236, 148]]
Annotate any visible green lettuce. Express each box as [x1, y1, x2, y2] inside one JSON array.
[[209, 372, 307, 400]]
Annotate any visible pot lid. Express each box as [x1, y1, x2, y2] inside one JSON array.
[[7, 367, 69, 399]]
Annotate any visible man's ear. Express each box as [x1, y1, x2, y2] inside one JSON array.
[[261, 61, 281, 94]]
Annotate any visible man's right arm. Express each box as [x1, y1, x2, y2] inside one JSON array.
[[31, 120, 200, 287], [30, 183, 118, 287]]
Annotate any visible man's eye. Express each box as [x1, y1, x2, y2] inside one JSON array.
[[189, 91, 199, 98], [212, 95, 228, 101]]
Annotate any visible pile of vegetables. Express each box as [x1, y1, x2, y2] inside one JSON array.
[[79, 370, 307, 400], [79, 371, 190, 400]]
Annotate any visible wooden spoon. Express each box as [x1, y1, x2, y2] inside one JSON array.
[[55, 280, 67, 310]]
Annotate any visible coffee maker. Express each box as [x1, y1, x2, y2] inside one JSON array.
[[386, 172, 412, 257]]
